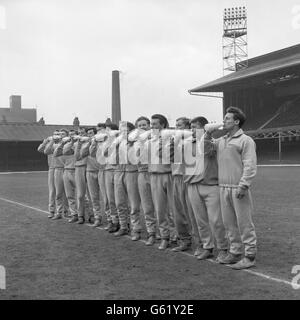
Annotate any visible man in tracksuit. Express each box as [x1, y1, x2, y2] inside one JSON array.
[[55, 129, 78, 222], [37, 130, 59, 218], [170, 117, 193, 252], [134, 116, 157, 246], [206, 107, 257, 269], [73, 128, 94, 224], [80, 127, 103, 227], [185, 117, 228, 261], [89, 123, 110, 228], [103, 123, 120, 233], [113, 121, 142, 241], [45, 130, 69, 220], [148, 114, 176, 250]]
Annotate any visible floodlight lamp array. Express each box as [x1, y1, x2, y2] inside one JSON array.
[[224, 6, 247, 20]]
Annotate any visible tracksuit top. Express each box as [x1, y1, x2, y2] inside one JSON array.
[[47, 155, 55, 169], [213, 129, 257, 189], [78, 141, 100, 172], [114, 139, 138, 173], [170, 139, 184, 176], [62, 142, 76, 170], [44, 141, 64, 169], [145, 136, 172, 174], [52, 142, 74, 170], [133, 140, 148, 173], [37, 139, 55, 169], [89, 142, 106, 171], [171, 137, 218, 185], [74, 141, 87, 167], [102, 138, 118, 172]]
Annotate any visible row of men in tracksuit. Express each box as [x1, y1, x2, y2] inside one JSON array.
[[37, 106, 257, 270]]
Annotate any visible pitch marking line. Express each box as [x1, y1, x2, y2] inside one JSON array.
[[0, 171, 47, 175], [0, 196, 295, 290], [0, 197, 49, 214], [258, 165, 300, 167]]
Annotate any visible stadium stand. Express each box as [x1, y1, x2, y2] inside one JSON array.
[[189, 44, 300, 163]]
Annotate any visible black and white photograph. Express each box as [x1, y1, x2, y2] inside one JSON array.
[[0, 0, 299, 304]]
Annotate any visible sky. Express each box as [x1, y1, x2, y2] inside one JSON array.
[[0, 0, 299, 126]]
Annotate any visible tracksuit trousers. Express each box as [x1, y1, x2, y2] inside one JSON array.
[[114, 171, 142, 233], [220, 187, 257, 258], [48, 168, 56, 214], [150, 173, 177, 241], [86, 170, 102, 220], [75, 166, 92, 219], [138, 171, 156, 236], [63, 169, 77, 216], [98, 170, 110, 222], [188, 184, 228, 251], [172, 175, 192, 243], [54, 167, 68, 216], [104, 170, 119, 225]]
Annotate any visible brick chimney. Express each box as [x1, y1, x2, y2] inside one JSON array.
[[73, 117, 80, 127], [9, 95, 21, 111]]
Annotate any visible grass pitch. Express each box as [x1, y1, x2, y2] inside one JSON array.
[[0, 168, 299, 299]]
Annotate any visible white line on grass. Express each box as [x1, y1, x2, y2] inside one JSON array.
[[0, 197, 49, 214], [0, 171, 47, 175], [0, 196, 295, 290], [258, 164, 300, 167]]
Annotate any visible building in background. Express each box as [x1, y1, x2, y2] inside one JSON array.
[[189, 44, 300, 164], [0, 95, 116, 171], [0, 122, 77, 171], [0, 95, 37, 123], [0, 98, 88, 171]]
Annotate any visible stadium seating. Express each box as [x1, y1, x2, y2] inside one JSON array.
[[265, 96, 300, 128], [243, 95, 300, 130]]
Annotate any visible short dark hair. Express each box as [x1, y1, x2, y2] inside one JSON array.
[[190, 116, 208, 128], [79, 127, 87, 133], [106, 123, 118, 130], [87, 127, 97, 134], [97, 123, 106, 129], [151, 114, 169, 128], [135, 116, 150, 127], [226, 107, 246, 128], [176, 117, 191, 129], [125, 121, 135, 132], [60, 129, 69, 134]]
